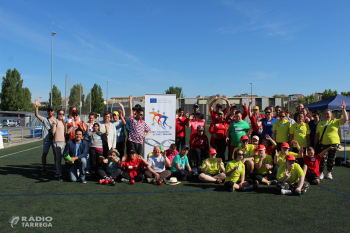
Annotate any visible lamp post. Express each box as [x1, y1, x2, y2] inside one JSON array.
[[51, 31, 57, 107], [107, 80, 108, 110], [250, 83, 252, 99]]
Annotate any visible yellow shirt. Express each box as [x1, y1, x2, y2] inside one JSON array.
[[275, 152, 298, 167], [289, 122, 310, 148], [233, 144, 255, 159], [225, 160, 245, 183], [273, 119, 291, 143], [201, 158, 224, 175], [254, 154, 273, 175], [277, 163, 304, 185], [316, 119, 342, 145]]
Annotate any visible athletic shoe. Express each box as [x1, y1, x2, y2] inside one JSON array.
[[281, 189, 292, 195], [327, 173, 333, 180], [320, 173, 324, 180], [243, 185, 252, 190], [80, 179, 87, 184], [253, 180, 259, 189], [58, 175, 64, 182], [229, 186, 235, 192], [42, 169, 47, 175], [55, 172, 59, 177], [269, 180, 277, 185]]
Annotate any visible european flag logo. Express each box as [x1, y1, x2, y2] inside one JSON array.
[[150, 98, 157, 103]]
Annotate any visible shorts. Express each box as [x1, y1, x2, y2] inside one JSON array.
[[43, 140, 54, 154], [305, 168, 319, 180]]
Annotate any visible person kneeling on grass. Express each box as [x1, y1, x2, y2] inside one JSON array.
[[276, 154, 310, 195], [145, 146, 171, 180], [302, 146, 337, 185], [224, 149, 254, 192], [119, 150, 148, 182], [170, 145, 198, 181], [198, 148, 226, 183], [98, 149, 123, 180], [63, 128, 89, 183], [250, 145, 276, 186]]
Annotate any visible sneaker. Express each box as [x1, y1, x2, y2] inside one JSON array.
[[320, 173, 324, 180], [253, 180, 259, 189], [55, 172, 59, 177], [80, 179, 87, 184], [269, 180, 277, 185], [243, 185, 252, 190], [281, 189, 292, 195], [42, 169, 47, 175], [327, 173, 333, 180], [58, 175, 64, 182], [85, 170, 90, 174], [229, 186, 235, 192]]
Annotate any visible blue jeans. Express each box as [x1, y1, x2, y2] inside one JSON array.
[[69, 157, 87, 182], [172, 167, 198, 181]]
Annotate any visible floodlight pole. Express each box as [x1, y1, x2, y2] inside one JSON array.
[[107, 80, 108, 110], [51, 32, 56, 106]]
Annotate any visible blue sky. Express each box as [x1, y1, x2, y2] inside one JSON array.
[[1, 0, 350, 102]]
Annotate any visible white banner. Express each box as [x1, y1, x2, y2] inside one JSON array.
[[144, 94, 176, 158]]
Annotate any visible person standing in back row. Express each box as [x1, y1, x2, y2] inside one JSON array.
[[175, 108, 189, 150]]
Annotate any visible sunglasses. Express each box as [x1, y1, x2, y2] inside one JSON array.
[[58, 113, 64, 115], [237, 153, 244, 156], [73, 114, 78, 117], [283, 147, 290, 150], [280, 115, 285, 118], [242, 140, 248, 143], [139, 114, 143, 116], [47, 110, 54, 112], [265, 112, 271, 114]]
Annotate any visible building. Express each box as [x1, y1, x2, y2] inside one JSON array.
[[110, 96, 145, 103]]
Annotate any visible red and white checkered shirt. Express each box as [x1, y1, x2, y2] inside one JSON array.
[[128, 117, 151, 144]]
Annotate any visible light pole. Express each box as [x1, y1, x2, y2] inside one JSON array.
[[51, 31, 56, 106], [250, 83, 252, 99], [107, 80, 108, 110]]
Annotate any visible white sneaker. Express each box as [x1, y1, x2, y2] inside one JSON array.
[[327, 173, 333, 180], [320, 173, 324, 180], [281, 189, 292, 195]]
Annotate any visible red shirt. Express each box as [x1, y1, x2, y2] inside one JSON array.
[[249, 115, 263, 133], [209, 121, 229, 139], [67, 122, 85, 141], [176, 117, 189, 137], [190, 134, 209, 149], [210, 109, 228, 124], [121, 157, 147, 178], [224, 105, 249, 124], [303, 155, 322, 177]]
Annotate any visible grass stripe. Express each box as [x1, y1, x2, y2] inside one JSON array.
[[0, 189, 215, 197], [0, 145, 42, 158], [316, 185, 350, 199]]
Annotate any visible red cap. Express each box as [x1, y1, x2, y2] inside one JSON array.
[[281, 142, 290, 148], [240, 135, 249, 141], [285, 154, 296, 161], [257, 145, 265, 150], [209, 148, 217, 154]]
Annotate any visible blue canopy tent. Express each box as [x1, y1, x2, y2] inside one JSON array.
[[305, 94, 350, 165], [304, 94, 350, 111]]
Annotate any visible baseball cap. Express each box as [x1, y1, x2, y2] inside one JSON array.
[[216, 103, 223, 108], [193, 104, 199, 108], [281, 142, 290, 149], [253, 106, 259, 110], [252, 135, 259, 141], [132, 104, 142, 110], [47, 106, 54, 111], [197, 125, 204, 131], [218, 111, 224, 115], [230, 104, 237, 109], [181, 145, 190, 150], [209, 148, 217, 154], [285, 154, 297, 161], [72, 109, 80, 116], [257, 145, 265, 150], [195, 111, 201, 115], [240, 135, 249, 141], [112, 111, 119, 116], [157, 145, 164, 152]]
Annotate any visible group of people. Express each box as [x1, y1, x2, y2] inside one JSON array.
[[34, 94, 348, 195]]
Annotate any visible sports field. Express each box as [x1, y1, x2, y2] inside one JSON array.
[[1, 140, 350, 232]]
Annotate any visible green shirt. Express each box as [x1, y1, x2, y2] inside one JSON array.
[[227, 120, 250, 146], [170, 154, 189, 173], [273, 119, 291, 143], [254, 154, 273, 175]]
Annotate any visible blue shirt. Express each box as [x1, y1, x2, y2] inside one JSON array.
[[75, 141, 81, 156], [125, 119, 131, 133], [260, 117, 278, 139], [112, 120, 125, 142], [309, 119, 320, 143]]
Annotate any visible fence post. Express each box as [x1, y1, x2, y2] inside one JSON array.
[[7, 129, 10, 146]]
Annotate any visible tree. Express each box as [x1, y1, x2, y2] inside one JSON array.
[[272, 94, 282, 98], [82, 92, 91, 114], [322, 89, 338, 100], [68, 84, 82, 110], [1, 68, 32, 111], [341, 91, 350, 97], [299, 94, 318, 105], [49, 85, 62, 111], [165, 86, 184, 99], [91, 84, 104, 114]]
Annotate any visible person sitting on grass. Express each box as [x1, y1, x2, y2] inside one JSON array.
[[302, 146, 337, 185], [251, 145, 276, 186], [165, 143, 179, 165], [98, 149, 123, 181], [63, 128, 89, 183], [274, 141, 302, 172], [233, 135, 255, 175], [224, 149, 254, 192], [119, 150, 148, 182], [276, 154, 310, 195], [170, 145, 197, 181], [145, 146, 171, 180], [198, 148, 226, 183]]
